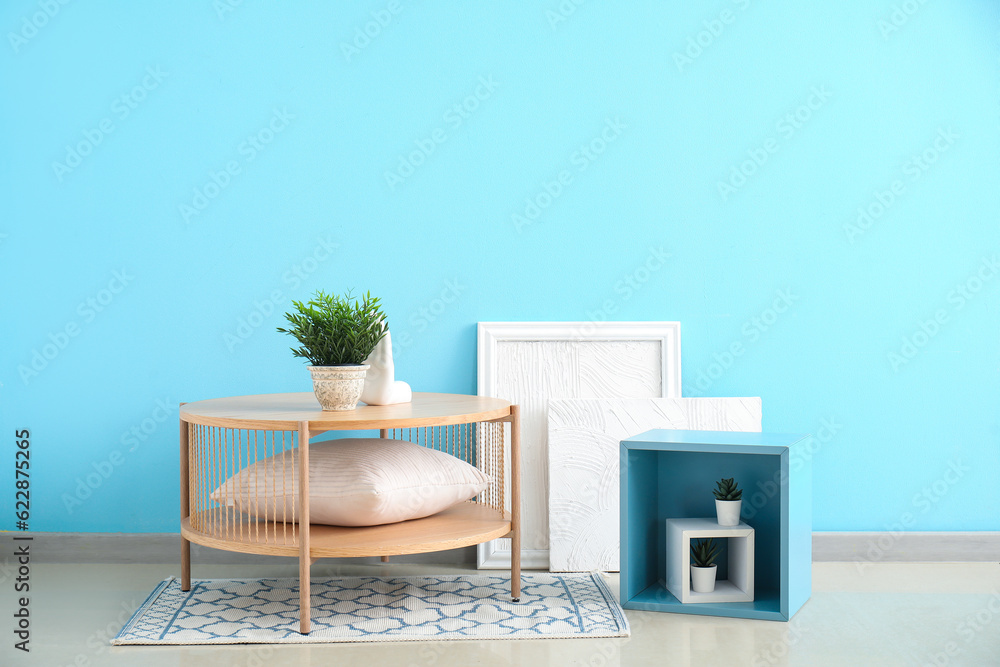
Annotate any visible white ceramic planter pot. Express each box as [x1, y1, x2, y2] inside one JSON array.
[[691, 565, 717, 593], [715, 499, 742, 526], [308, 365, 369, 411]]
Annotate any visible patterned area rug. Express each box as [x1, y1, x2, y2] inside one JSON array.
[[113, 573, 628, 644]]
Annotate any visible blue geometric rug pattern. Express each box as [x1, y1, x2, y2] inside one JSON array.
[[113, 573, 629, 644]]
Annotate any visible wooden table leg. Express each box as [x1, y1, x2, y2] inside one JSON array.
[[510, 405, 521, 602], [179, 411, 191, 592], [298, 421, 311, 634], [181, 540, 191, 591]]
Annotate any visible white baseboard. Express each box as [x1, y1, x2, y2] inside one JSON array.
[[812, 531, 1000, 562], [476, 543, 549, 570], [19, 532, 1000, 565]]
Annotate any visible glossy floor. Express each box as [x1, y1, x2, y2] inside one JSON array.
[[7, 561, 1000, 666]]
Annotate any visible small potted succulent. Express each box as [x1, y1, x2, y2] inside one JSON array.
[[713, 477, 742, 526], [690, 538, 721, 593], [277, 290, 388, 411]]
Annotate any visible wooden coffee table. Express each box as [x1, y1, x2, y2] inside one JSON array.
[[179, 392, 521, 633]]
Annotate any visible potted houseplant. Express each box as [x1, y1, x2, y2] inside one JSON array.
[[713, 477, 742, 526], [277, 290, 388, 411], [690, 538, 721, 593]]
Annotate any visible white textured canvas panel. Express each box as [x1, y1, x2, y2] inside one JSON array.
[[477, 322, 681, 569], [547, 397, 762, 573]]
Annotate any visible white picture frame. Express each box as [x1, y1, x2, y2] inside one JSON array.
[[476, 321, 681, 569]]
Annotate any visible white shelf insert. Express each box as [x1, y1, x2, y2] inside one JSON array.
[[665, 518, 755, 604]]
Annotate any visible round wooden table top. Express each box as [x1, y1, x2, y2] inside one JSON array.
[[180, 392, 512, 431]]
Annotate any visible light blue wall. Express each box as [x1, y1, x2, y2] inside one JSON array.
[[2, 2, 998, 533]]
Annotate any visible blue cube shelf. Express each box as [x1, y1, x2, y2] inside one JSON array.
[[620, 429, 812, 621]]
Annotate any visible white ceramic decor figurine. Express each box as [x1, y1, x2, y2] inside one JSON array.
[[360, 330, 412, 405]]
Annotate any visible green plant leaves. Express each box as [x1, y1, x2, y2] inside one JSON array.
[[276, 290, 388, 366], [712, 476, 743, 501], [690, 538, 721, 567]]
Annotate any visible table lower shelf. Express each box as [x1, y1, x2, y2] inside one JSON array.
[[181, 501, 512, 559]]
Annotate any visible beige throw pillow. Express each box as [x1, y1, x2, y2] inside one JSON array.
[[209, 438, 489, 527]]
